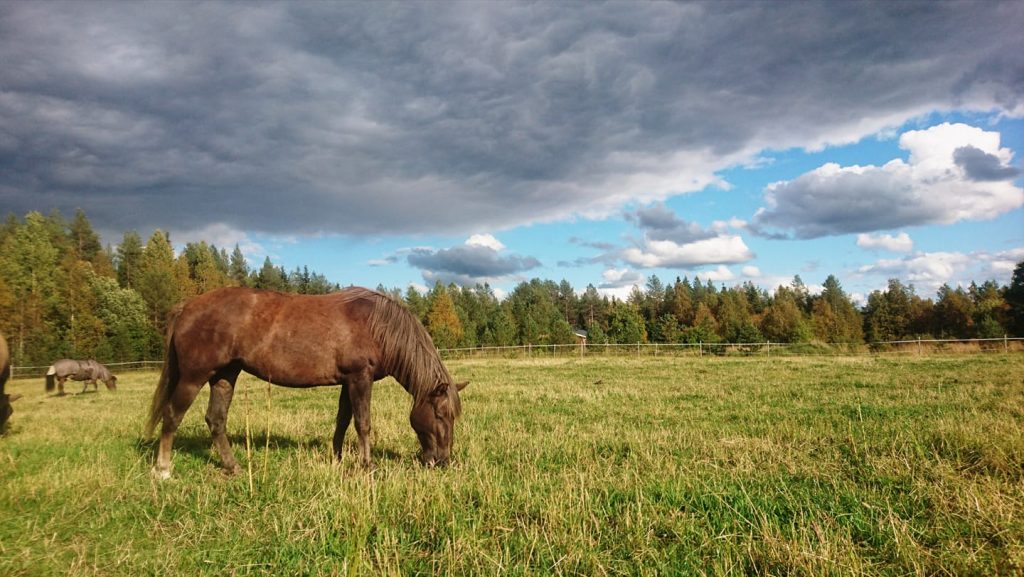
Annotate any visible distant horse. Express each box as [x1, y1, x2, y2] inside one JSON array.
[[46, 359, 118, 395], [145, 286, 468, 479], [1, 333, 21, 432]]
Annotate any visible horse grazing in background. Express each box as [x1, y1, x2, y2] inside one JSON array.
[[145, 286, 468, 479], [1, 333, 21, 433], [46, 359, 118, 395]]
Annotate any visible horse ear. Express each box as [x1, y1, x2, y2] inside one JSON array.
[[8, 394, 22, 402], [455, 381, 469, 392]]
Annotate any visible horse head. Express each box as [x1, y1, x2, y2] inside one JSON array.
[[410, 380, 468, 467]]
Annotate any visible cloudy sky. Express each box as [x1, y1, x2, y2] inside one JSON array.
[[2, 1, 1022, 300]]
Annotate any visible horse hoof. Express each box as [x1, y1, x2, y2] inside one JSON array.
[[151, 466, 172, 481], [222, 465, 240, 477]]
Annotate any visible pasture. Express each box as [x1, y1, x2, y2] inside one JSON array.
[[1, 355, 1023, 576]]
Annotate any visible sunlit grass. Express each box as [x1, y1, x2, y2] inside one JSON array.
[[1, 354, 1023, 575]]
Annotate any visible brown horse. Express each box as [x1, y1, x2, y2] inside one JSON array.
[[1, 333, 21, 433], [145, 286, 467, 479]]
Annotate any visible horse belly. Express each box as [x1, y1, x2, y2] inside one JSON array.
[[239, 344, 343, 388]]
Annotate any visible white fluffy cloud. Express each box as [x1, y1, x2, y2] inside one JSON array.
[[615, 203, 755, 269], [856, 247, 1024, 293], [465, 233, 506, 251], [856, 232, 913, 252], [621, 235, 754, 268], [753, 123, 1023, 238]]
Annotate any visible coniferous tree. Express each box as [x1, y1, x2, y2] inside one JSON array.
[[69, 208, 102, 263], [116, 231, 144, 289], [228, 245, 249, 287], [1006, 261, 1024, 337], [812, 275, 863, 343], [138, 230, 180, 330], [0, 212, 63, 362]]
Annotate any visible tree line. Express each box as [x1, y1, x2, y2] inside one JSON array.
[[1, 209, 1022, 365], [0, 210, 339, 365]]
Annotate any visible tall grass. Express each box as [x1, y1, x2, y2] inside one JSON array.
[[1, 355, 1023, 575]]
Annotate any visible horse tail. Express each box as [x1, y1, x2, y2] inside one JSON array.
[[45, 365, 56, 392], [145, 306, 183, 438]]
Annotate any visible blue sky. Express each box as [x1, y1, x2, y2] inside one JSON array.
[[2, 2, 1022, 302], [263, 112, 1024, 302]]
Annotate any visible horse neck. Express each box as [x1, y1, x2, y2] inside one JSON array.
[[387, 339, 449, 403]]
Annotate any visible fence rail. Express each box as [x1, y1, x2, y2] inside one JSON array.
[[10, 360, 164, 380], [435, 337, 1024, 360], [8, 338, 1022, 379]]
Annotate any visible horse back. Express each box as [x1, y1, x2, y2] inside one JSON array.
[[172, 288, 381, 387]]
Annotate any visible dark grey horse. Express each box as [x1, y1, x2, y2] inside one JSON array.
[[46, 359, 117, 395]]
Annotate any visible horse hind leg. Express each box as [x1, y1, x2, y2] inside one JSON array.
[[153, 374, 205, 479], [206, 367, 242, 475]]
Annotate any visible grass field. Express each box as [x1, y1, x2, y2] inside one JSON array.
[[1, 354, 1023, 576]]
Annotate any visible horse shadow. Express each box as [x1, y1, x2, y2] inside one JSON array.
[[133, 433, 407, 464]]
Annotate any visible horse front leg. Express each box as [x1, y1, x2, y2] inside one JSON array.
[[58, 377, 66, 396], [332, 383, 352, 461], [347, 372, 374, 469]]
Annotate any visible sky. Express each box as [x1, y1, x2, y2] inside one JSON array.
[[2, 1, 1022, 302]]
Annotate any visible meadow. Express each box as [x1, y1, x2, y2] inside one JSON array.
[[1, 354, 1023, 576]]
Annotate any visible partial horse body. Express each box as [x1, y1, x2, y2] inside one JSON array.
[[46, 359, 118, 395], [0, 333, 20, 433], [146, 286, 467, 479]]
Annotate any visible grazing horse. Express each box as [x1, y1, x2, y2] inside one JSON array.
[[145, 286, 468, 479], [46, 359, 118, 395], [1, 333, 21, 433]]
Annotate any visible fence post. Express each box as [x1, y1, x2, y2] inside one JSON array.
[[767, 340, 771, 358], [917, 337, 922, 356], [1006, 334, 1009, 353], [699, 341, 703, 358]]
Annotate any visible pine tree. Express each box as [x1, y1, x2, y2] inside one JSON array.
[[1006, 261, 1024, 337], [229, 244, 249, 287], [69, 208, 102, 263], [0, 212, 63, 362], [138, 230, 180, 330], [116, 231, 144, 289], [812, 275, 863, 343]]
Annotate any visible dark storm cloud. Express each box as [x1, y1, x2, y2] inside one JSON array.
[[953, 146, 1022, 181], [1, 2, 1022, 238], [406, 245, 540, 285]]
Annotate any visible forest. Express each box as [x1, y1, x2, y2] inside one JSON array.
[[1, 209, 1022, 366]]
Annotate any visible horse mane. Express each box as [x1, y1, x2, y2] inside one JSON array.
[[340, 288, 461, 417]]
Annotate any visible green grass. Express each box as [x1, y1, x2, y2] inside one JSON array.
[[2, 355, 1023, 576]]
